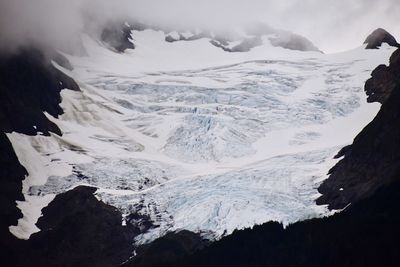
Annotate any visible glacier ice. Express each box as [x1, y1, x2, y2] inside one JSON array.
[[8, 35, 396, 241]]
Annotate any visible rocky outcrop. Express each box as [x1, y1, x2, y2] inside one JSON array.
[[365, 49, 400, 103], [0, 47, 80, 266], [364, 28, 400, 49], [317, 49, 400, 209], [0, 48, 80, 136], [126, 230, 209, 267], [0, 133, 28, 267], [4, 177, 158, 267], [0, 46, 79, 237], [0, 133, 26, 231], [101, 22, 135, 53], [24, 186, 135, 267]]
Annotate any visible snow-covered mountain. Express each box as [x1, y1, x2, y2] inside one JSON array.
[[1, 24, 400, 266]]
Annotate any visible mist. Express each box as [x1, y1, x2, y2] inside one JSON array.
[[0, 0, 399, 53]]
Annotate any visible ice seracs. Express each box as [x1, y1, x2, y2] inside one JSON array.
[[6, 26, 397, 245]]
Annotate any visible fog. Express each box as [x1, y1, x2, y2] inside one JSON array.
[[0, 0, 399, 53]]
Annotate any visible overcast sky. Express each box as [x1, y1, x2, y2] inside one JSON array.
[[0, 0, 399, 53]]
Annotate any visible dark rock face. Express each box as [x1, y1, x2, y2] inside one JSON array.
[[364, 28, 400, 49], [125, 212, 156, 237], [125, 230, 209, 267], [101, 23, 135, 53], [0, 48, 80, 136], [0, 47, 83, 266], [317, 49, 400, 210], [0, 47, 80, 265], [21, 186, 136, 267], [0, 133, 28, 267], [147, 178, 400, 267], [0, 133, 26, 230], [365, 49, 400, 103]]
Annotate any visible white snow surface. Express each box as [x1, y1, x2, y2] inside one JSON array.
[[8, 30, 395, 242]]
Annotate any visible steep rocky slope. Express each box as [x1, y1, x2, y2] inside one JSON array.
[[0, 133, 28, 267], [20, 186, 136, 267], [317, 48, 400, 209], [101, 22, 135, 53], [0, 48, 79, 136], [365, 49, 400, 103], [0, 48, 79, 266]]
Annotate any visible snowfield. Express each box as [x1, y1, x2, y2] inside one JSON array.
[[8, 29, 396, 242]]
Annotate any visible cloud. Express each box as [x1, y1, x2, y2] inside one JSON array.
[[0, 0, 399, 53], [0, 0, 84, 53], [267, 0, 400, 52]]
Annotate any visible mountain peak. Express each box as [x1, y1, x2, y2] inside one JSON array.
[[364, 28, 400, 49]]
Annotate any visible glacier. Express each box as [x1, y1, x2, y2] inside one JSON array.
[[8, 29, 396, 242]]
